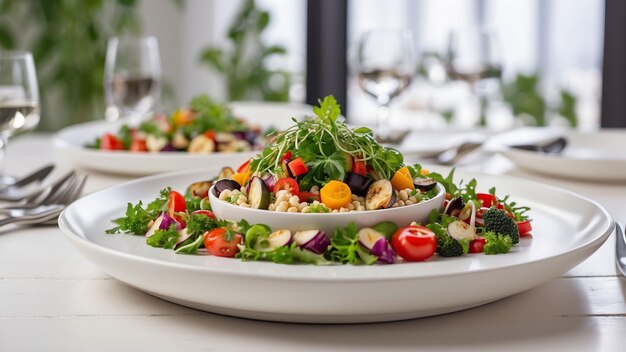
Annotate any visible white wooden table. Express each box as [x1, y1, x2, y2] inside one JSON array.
[[1, 135, 625, 352]]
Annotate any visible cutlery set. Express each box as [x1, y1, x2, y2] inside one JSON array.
[[0, 165, 87, 228]]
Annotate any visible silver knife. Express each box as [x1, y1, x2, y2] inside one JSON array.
[[616, 223, 626, 277]]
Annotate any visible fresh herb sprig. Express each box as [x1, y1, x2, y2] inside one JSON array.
[[249, 95, 404, 189]]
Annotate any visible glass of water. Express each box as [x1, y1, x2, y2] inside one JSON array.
[[0, 51, 40, 183], [356, 29, 415, 141], [104, 36, 161, 122]]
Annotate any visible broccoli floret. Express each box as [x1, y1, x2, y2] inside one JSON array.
[[483, 231, 513, 254], [427, 223, 466, 257], [483, 208, 519, 244]]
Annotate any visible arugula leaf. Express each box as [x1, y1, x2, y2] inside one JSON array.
[[146, 188, 171, 216], [291, 247, 331, 265], [428, 168, 458, 195], [146, 224, 180, 249], [237, 243, 296, 264], [106, 202, 153, 235], [313, 95, 341, 125], [328, 223, 378, 265], [483, 232, 513, 254]]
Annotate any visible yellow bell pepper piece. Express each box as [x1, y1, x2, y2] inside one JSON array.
[[391, 166, 415, 191], [320, 180, 352, 210]]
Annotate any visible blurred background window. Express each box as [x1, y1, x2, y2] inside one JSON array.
[[0, 0, 608, 130]]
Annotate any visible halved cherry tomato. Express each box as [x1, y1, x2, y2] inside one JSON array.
[[129, 138, 148, 152], [288, 157, 309, 177], [203, 228, 242, 257], [352, 160, 367, 176], [237, 159, 252, 173], [469, 237, 486, 253], [100, 133, 125, 150], [282, 151, 292, 160], [298, 191, 320, 203], [477, 193, 497, 208], [191, 209, 215, 219], [167, 191, 187, 227], [320, 181, 352, 209], [392, 226, 437, 261], [517, 220, 532, 236], [273, 177, 299, 195]]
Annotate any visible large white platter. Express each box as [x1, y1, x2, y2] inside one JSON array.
[[53, 101, 312, 176], [59, 167, 613, 323], [499, 129, 626, 182]]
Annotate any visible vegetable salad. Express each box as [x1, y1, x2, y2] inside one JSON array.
[[210, 96, 440, 213], [106, 95, 533, 265], [88, 95, 267, 154], [107, 168, 532, 265]]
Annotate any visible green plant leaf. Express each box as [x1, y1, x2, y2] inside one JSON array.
[[0, 24, 15, 49]]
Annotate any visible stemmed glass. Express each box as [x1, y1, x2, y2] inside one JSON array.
[[356, 29, 415, 141], [0, 51, 40, 184], [104, 36, 161, 122], [446, 27, 502, 126]]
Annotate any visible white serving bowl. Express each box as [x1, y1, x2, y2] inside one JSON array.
[[209, 184, 445, 235]]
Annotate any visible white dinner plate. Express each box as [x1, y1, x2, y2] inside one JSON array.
[[59, 167, 613, 324], [53, 101, 312, 176], [499, 129, 626, 182]]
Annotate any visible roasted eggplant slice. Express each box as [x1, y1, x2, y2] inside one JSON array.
[[344, 172, 372, 196], [217, 166, 235, 180], [445, 197, 464, 217], [187, 180, 213, 198], [214, 179, 241, 196], [365, 179, 396, 210], [248, 176, 270, 209], [413, 177, 437, 191], [447, 220, 477, 241]]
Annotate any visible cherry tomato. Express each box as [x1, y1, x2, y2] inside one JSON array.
[[129, 138, 148, 152], [167, 191, 187, 227], [237, 159, 252, 173], [282, 151, 292, 160], [204, 130, 216, 141], [191, 209, 215, 219], [273, 177, 300, 195], [469, 237, 486, 253], [100, 133, 125, 150], [517, 220, 532, 236], [477, 193, 497, 208], [352, 160, 367, 176], [288, 157, 309, 177], [204, 228, 242, 257], [391, 226, 437, 262], [297, 191, 320, 203]]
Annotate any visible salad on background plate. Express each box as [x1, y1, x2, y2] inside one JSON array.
[[87, 95, 270, 154], [106, 96, 533, 265]]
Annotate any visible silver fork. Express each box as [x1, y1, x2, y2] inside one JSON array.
[[0, 173, 88, 228], [0, 171, 77, 213], [38, 174, 88, 226]]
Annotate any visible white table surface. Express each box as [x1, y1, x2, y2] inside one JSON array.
[[1, 135, 625, 352]]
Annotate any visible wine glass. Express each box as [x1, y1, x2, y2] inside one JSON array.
[[0, 51, 40, 184], [104, 36, 161, 122], [356, 29, 415, 141], [446, 27, 502, 126]]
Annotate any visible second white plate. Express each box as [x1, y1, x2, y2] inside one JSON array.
[[53, 101, 312, 176]]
